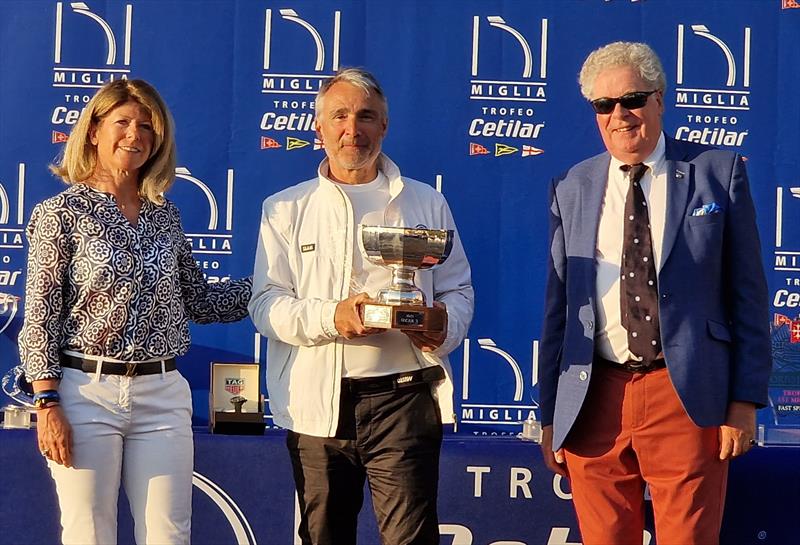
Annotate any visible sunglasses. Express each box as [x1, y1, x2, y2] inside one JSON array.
[[590, 90, 658, 114]]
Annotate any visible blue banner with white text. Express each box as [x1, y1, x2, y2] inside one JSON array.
[[1, 0, 798, 442]]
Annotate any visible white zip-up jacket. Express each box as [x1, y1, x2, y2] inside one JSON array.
[[249, 154, 474, 437]]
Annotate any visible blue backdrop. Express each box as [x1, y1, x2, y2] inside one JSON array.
[[1, 0, 799, 441]]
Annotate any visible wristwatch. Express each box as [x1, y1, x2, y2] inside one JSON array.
[[33, 398, 59, 409], [33, 390, 60, 409]]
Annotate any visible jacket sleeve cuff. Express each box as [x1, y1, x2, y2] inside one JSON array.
[[24, 366, 63, 384], [320, 300, 340, 339], [431, 309, 459, 357]]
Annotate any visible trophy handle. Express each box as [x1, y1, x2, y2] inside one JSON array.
[[2, 365, 34, 408]]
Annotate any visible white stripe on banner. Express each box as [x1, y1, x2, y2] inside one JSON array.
[[192, 471, 258, 545], [776, 187, 783, 248]]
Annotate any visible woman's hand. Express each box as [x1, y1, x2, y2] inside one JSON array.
[[37, 405, 73, 467]]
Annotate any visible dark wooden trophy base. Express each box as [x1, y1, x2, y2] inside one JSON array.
[[361, 302, 445, 331], [211, 410, 266, 435]]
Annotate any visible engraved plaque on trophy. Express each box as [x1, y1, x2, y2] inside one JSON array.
[[359, 225, 453, 331], [209, 363, 265, 435]]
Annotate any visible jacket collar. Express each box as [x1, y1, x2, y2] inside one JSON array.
[[316, 153, 405, 198], [660, 135, 691, 269], [580, 133, 692, 271]]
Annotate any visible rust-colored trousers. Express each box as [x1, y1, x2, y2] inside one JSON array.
[[563, 363, 728, 545]]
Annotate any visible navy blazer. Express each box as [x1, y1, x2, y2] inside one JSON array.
[[540, 135, 772, 451]]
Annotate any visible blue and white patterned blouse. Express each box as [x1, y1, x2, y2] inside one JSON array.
[[19, 183, 252, 382]]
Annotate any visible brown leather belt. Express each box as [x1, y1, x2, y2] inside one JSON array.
[[595, 355, 666, 374], [343, 366, 445, 396], [60, 353, 177, 377]]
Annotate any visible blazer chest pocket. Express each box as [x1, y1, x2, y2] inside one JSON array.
[[687, 213, 723, 227]]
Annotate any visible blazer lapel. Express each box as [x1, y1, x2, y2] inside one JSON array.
[[577, 155, 609, 259], [661, 139, 691, 270]]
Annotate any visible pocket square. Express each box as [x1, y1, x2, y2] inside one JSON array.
[[691, 202, 723, 216]]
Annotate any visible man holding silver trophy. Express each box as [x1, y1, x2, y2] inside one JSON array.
[[249, 68, 474, 544]]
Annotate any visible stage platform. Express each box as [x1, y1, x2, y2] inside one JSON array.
[[0, 428, 797, 544]]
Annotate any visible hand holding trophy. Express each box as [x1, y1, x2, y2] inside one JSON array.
[[359, 225, 453, 332]]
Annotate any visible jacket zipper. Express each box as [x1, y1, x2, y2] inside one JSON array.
[[330, 185, 352, 435]]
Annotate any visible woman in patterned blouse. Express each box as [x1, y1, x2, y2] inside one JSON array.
[[18, 79, 252, 545]]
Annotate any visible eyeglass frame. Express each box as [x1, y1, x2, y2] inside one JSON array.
[[589, 90, 659, 115]]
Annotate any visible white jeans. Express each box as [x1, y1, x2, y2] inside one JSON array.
[[48, 367, 194, 545]]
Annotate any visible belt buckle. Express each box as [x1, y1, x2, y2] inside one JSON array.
[[125, 362, 138, 377], [625, 360, 650, 373]]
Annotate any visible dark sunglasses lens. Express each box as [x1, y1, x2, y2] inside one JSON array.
[[619, 93, 649, 110], [592, 99, 615, 114], [591, 92, 652, 114]]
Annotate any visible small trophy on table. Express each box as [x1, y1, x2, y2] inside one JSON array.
[[209, 363, 265, 435]]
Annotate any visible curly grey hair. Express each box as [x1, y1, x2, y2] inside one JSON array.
[[315, 67, 388, 117], [579, 42, 666, 100]]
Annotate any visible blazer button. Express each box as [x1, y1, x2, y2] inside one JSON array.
[[579, 370, 588, 381]]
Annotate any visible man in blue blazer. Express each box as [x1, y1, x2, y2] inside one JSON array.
[[539, 42, 771, 545]]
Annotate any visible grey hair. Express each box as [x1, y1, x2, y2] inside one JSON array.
[[579, 41, 666, 99], [315, 67, 388, 117]]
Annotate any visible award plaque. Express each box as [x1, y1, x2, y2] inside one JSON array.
[[209, 363, 265, 435], [359, 225, 453, 331], [757, 318, 800, 445]]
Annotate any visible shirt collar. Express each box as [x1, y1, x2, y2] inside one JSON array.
[[317, 153, 404, 197], [609, 132, 666, 174]]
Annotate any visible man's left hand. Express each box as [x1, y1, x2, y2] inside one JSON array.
[[405, 302, 447, 352], [719, 401, 757, 460]]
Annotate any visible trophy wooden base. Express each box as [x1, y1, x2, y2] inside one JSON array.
[[211, 411, 266, 435], [361, 303, 445, 331]]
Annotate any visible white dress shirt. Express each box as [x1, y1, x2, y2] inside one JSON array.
[[328, 171, 420, 378], [594, 133, 667, 363]]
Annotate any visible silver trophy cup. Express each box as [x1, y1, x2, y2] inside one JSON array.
[[359, 225, 453, 330]]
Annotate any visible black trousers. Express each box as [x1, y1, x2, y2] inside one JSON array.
[[287, 382, 443, 545]]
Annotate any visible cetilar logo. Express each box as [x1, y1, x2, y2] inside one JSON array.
[[0, 163, 26, 334], [470, 16, 548, 102], [677, 24, 750, 95], [459, 338, 539, 433], [171, 167, 235, 282], [53, 2, 132, 90], [467, 15, 548, 154], [674, 23, 751, 148], [260, 9, 339, 150], [192, 472, 257, 545], [0, 163, 26, 252], [773, 186, 800, 273], [262, 8, 340, 95]]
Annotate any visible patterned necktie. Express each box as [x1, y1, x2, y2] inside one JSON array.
[[620, 163, 662, 362]]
